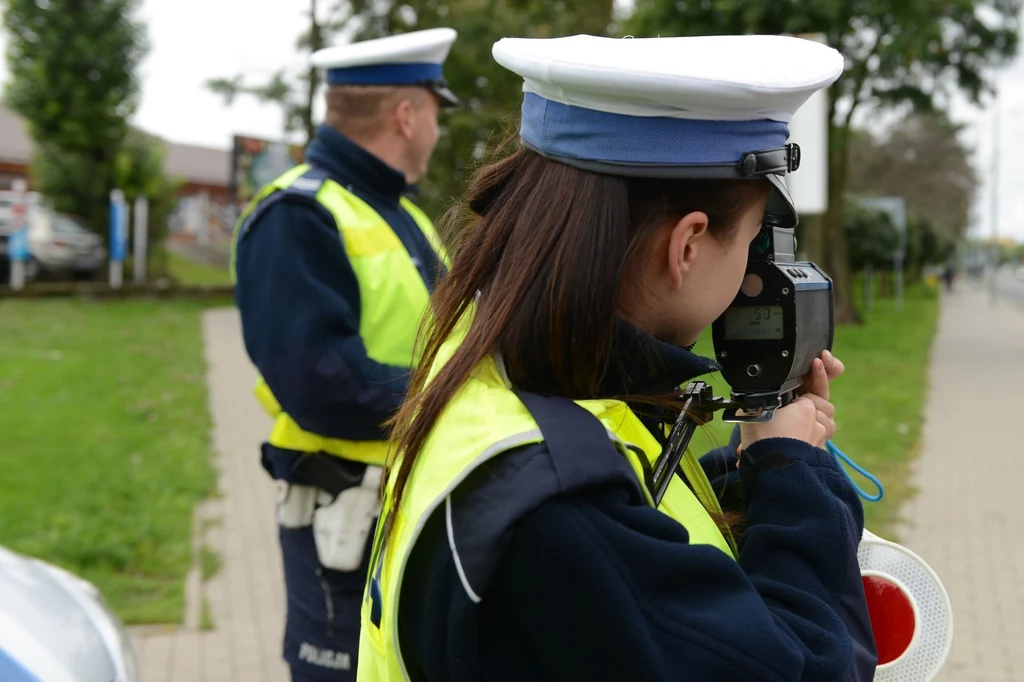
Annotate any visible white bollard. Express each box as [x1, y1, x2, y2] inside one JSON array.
[[133, 196, 149, 284]]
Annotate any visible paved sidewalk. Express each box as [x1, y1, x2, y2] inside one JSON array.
[[129, 308, 288, 682], [901, 285, 1024, 682]]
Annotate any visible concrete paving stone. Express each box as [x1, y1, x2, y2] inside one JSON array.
[[903, 285, 1024, 682]]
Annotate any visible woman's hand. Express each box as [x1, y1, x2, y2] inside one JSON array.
[[800, 350, 844, 401], [740, 396, 829, 449], [738, 351, 843, 453], [799, 350, 844, 442]]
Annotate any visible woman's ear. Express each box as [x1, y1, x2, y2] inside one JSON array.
[[666, 212, 709, 289]]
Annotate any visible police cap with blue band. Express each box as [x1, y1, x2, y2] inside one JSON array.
[[491, 34, 845, 228], [311, 27, 460, 108]]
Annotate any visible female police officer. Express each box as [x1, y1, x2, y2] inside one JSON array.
[[357, 34, 877, 682]]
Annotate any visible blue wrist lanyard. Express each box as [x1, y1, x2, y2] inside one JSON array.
[[826, 440, 884, 502]]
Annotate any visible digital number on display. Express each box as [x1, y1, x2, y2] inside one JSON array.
[[723, 306, 784, 341]]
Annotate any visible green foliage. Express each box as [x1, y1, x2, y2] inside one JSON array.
[[348, 0, 616, 220], [904, 213, 956, 270], [625, 0, 1022, 322], [3, 0, 149, 234], [627, 0, 1021, 114], [844, 200, 956, 275], [846, 111, 977, 243], [116, 129, 183, 250], [976, 238, 1024, 264], [844, 200, 900, 270]]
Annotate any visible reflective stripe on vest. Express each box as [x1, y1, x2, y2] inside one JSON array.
[[231, 164, 450, 465], [355, 313, 738, 682]]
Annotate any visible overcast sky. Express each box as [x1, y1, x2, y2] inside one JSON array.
[[1, 0, 1023, 241]]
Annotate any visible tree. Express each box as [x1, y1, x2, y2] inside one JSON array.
[[845, 199, 955, 289], [207, 0, 348, 145], [906, 214, 956, 273], [115, 129, 183, 275], [626, 0, 1021, 323], [3, 0, 149, 237], [844, 200, 899, 273], [847, 111, 977, 244]]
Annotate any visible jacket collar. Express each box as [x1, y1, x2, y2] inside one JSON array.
[[494, 318, 718, 400], [305, 124, 416, 206], [596, 320, 719, 398]]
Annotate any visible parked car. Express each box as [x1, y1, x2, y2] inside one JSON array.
[[0, 545, 139, 681], [26, 209, 106, 280], [0, 191, 106, 282]]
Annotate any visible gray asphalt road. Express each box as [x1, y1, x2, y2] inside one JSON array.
[[994, 267, 1024, 305]]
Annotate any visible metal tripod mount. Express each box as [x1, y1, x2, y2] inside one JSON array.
[[650, 381, 804, 506]]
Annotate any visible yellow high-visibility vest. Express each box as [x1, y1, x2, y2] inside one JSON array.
[[231, 164, 450, 465], [356, 310, 737, 681]]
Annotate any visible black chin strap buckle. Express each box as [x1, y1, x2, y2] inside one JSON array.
[[738, 143, 801, 177]]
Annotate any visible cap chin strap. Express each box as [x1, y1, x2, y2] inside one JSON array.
[[521, 141, 801, 229], [520, 141, 801, 181]]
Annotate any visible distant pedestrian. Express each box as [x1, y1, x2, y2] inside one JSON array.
[[943, 263, 955, 292]]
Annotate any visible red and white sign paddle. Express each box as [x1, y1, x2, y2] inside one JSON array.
[[858, 529, 953, 681]]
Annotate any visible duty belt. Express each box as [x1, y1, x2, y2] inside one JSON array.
[[261, 444, 369, 497]]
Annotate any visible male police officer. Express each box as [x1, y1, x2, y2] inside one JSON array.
[[230, 28, 458, 682]]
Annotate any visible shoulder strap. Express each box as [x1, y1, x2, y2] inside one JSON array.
[[514, 391, 646, 499], [237, 166, 332, 242], [282, 165, 330, 198]]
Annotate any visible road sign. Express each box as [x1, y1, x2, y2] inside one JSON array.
[[857, 196, 908, 309]]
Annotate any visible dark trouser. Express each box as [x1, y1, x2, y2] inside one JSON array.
[[262, 445, 377, 682], [279, 520, 376, 681]]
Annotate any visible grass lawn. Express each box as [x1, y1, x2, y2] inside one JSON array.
[[690, 284, 940, 535], [163, 247, 232, 287], [0, 299, 216, 624]]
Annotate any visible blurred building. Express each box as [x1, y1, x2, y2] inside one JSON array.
[[0, 103, 236, 244]]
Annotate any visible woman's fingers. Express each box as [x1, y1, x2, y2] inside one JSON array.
[[823, 350, 845, 381], [803, 392, 835, 418], [801, 393, 836, 441], [801, 358, 831, 400], [813, 420, 828, 447]]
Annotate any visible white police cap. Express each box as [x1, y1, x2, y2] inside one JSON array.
[[491, 34, 845, 228], [312, 28, 460, 108]]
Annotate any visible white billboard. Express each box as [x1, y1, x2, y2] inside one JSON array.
[[786, 33, 832, 216]]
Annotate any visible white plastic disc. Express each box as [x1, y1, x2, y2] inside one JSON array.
[[858, 530, 954, 682]]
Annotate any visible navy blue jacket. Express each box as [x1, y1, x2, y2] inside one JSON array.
[[234, 125, 443, 442], [399, 325, 877, 681]]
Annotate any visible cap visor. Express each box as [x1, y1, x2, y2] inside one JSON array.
[[765, 173, 798, 229], [431, 84, 461, 109]]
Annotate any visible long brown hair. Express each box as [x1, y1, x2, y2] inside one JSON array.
[[387, 138, 768, 519]]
